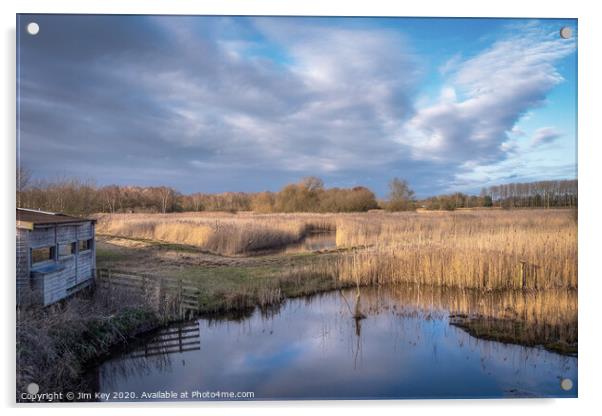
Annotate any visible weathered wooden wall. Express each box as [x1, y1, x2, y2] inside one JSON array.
[[28, 223, 94, 248], [16, 228, 30, 305], [18, 221, 96, 307]]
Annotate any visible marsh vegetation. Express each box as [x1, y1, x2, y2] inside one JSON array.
[[94, 208, 577, 351], [18, 207, 577, 400], [96, 209, 576, 290]]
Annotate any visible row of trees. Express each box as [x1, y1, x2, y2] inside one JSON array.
[[415, 180, 578, 211], [19, 180, 181, 215], [17, 174, 379, 216], [256, 177, 378, 213], [16, 167, 577, 216], [479, 180, 578, 209], [152, 177, 380, 214], [420, 193, 493, 211]]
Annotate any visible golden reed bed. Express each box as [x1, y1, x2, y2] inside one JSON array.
[[334, 209, 577, 290], [95, 212, 336, 255], [96, 209, 577, 290]]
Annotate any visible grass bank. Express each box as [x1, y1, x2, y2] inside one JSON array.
[[172, 259, 349, 315], [16, 292, 164, 401]]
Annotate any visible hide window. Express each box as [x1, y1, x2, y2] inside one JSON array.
[[31, 246, 56, 264], [59, 242, 76, 257], [79, 239, 92, 252]]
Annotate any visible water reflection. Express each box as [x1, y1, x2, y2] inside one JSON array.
[[127, 322, 200, 359], [96, 286, 577, 400]]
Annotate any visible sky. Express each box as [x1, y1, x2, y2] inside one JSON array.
[[17, 15, 577, 197]]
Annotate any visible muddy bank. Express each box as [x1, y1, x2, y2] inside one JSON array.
[[449, 314, 577, 356]]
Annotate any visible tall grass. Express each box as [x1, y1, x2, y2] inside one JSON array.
[[16, 289, 161, 399], [334, 209, 576, 290], [95, 212, 336, 255], [97, 209, 576, 290]]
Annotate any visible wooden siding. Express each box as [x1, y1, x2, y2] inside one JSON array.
[[16, 229, 30, 305], [28, 227, 55, 249], [57, 225, 78, 245], [31, 256, 95, 306], [17, 220, 96, 307], [77, 223, 94, 240], [78, 250, 94, 280]]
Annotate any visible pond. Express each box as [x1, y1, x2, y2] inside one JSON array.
[[92, 286, 577, 401]]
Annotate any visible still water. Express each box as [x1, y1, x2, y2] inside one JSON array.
[[96, 287, 577, 401]]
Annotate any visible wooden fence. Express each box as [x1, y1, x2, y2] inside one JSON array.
[[96, 269, 202, 317]]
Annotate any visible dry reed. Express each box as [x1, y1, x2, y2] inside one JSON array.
[[95, 212, 336, 255], [334, 209, 576, 290], [97, 209, 576, 290]]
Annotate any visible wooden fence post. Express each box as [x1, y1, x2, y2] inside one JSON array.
[[520, 261, 527, 289]]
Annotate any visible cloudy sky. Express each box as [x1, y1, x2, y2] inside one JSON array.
[[17, 15, 577, 197]]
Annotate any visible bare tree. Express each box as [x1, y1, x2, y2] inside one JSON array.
[[16, 165, 32, 192], [387, 178, 415, 211]]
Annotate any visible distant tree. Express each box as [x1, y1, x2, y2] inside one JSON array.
[[274, 177, 324, 212], [151, 186, 178, 213], [386, 178, 415, 211], [189, 193, 205, 211], [251, 191, 275, 213], [317, 186, 378, 212], [16, 165, 31, 192], [274, 184, 305, 212], [345, 186, 379, 212], [300, 176, 324, 192], [16, 165, 32, 208], [99, 185, 122, 213]]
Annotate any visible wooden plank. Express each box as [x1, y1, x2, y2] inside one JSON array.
[[16, 220, 34, 230]]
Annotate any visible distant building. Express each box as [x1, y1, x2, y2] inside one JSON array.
[[16, 208, 96, 306]]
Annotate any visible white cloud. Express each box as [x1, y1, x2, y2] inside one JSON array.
[[20, 16, 577, 195], [531, 127, 563, 147], [510, 126, 526, 137], [141, 19, 423, 173], [400, 23, 575, 165]]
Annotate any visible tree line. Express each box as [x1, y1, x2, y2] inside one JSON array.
[[417, 180, 577, 211], [479, 179, 578, 209], [17, 174, 379, 216], [16, 168, 577, 216]]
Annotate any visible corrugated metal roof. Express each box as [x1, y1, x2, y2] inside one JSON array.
[[16, 208, 95, 227]]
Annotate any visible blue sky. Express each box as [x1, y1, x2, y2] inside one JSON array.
[[17, 15, 577, 197]]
